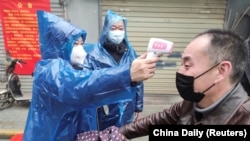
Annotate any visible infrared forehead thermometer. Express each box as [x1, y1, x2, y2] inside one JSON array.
[[146, 38, 174, 59]]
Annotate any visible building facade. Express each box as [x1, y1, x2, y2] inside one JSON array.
[[0, 0, 249, 95]]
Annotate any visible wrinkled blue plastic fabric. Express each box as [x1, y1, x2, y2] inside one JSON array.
[[84, 10, 144, 130], [23, 10, 133, 141]]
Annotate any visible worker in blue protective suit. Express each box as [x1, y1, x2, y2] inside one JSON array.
[[23, 10, 160, 141], [84, 10, 144, 131]]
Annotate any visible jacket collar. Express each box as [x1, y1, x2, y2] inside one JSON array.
[[202, 83, 248, 124], [179, 83, 249, 124]]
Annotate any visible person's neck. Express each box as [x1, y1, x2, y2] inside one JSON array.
[[197, 81, 236, 108]]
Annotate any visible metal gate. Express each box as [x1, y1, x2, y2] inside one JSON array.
[[101, 0, 227, 94]]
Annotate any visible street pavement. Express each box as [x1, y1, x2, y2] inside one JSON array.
[[0, 101, 29, 141], [0, 94, 182, 141]]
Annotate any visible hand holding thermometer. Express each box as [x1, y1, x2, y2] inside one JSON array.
[[146, 38, 174, 59]]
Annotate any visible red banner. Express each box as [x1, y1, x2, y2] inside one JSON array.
[[0, 0, 50, 75]]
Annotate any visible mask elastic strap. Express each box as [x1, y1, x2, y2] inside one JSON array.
[[202, 83, 215, 94], [195, 63, 220, 79]]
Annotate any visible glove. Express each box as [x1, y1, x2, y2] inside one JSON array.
[[76, 126, 128, 141]]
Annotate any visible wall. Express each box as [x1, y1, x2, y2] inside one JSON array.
[[65, 0, 99, 43], [225, 0, 250, 39]]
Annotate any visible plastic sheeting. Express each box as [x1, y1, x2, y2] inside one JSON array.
[[84, 10, 144, 131], [23, 10, 134, 141]]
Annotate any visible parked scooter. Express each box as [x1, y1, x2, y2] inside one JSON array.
[[0, 52, 32, 110]]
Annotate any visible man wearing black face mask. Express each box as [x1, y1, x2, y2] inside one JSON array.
[[118, 29, 250, 139], [175, 62, 220, 103]]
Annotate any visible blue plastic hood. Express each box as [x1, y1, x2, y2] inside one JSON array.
[[99, 10, 128, 45], [37, 10, 87, 61]]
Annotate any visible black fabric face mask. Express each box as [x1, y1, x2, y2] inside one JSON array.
[[175, 63, 219, 103]]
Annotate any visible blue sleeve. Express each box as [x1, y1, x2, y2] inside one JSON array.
[[129, 45, 144, 112], [135, 81, 144, 112], [33, 59, 133, 109]]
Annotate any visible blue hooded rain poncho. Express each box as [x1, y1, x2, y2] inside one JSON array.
[[84, 10, 144, 130], [23, 10, 135, 141]]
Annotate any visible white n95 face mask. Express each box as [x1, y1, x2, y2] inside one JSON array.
[[70, 45, 87, 67], [108, 30, 125, 44]]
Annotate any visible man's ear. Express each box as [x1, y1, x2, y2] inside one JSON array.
[[215, 61, 232, 83]]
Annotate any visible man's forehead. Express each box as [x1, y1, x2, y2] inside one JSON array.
[[182, 38, 210, 62], [181, 51, 211, 69], [186, 35, 210, 53]]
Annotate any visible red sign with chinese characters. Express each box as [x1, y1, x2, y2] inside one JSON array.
[[0, 0, 50, 75]]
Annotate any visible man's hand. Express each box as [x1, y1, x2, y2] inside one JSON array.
[[131, 53, 160, 82]]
